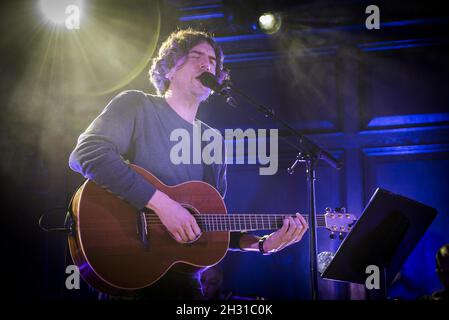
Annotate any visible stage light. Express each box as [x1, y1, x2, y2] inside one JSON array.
[[258, 12, 281, 34], [39, 0, 84, 25], [33, 0, 161, 96]]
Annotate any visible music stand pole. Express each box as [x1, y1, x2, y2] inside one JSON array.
[[306, 158, 319, 300]]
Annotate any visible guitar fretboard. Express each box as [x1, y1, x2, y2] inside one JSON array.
[[146, 214, 326, 232]]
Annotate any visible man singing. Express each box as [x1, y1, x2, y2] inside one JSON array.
[[69, 28, 308, 299]]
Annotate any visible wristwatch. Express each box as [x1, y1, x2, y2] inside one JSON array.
[[258, 235, 271, 255]]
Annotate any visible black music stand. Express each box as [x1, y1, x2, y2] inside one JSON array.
[[321, 188, 438, 299]]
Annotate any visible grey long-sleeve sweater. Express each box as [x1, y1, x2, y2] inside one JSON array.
[[69, 90, 227, 210], [69, 90, 244, 249]]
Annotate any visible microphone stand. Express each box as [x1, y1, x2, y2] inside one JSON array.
[[219, 81, 341, 301]]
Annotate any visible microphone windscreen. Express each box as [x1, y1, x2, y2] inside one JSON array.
[[197, 72, 219, 91]]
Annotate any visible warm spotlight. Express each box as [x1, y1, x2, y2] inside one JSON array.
[[34, 0, 161, 96], [258, 12, 282, 34], [39, 0, 84, 25]]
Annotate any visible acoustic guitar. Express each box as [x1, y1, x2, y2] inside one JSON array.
[[68, 164, 356, 295]]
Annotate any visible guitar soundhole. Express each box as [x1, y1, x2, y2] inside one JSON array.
[[181, 204, 203, 243], [181, 203, 201, 217]]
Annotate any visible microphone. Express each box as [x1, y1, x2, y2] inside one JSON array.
[[197, 72, 221, 91], [197, 72, 237, 107]]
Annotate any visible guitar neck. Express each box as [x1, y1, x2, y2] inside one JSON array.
[[197, 214, 326, 232], [146, 213, 326, 232]]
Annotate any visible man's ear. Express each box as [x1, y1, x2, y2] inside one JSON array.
[[166, 69, 174, 81], [167, 55, 188, 81]]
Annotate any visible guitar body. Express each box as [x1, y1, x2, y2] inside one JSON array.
[[68, 164, 229, 295]]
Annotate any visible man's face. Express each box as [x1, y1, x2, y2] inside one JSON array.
[[167, 41, 217, 101]]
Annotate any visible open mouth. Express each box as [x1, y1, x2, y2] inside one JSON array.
[[195, 77, 208, 89], [195, 78, 203, 87]]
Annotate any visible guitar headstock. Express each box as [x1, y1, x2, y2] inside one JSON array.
[[324, 207, 357, 239]]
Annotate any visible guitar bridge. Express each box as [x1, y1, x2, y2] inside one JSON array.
[[137, 210, 149, 251]]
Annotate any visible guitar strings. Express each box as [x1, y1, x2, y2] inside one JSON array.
[[144, 214, 328, 219], [144, 215, 328, 221], [143, 214, 348, 230], [144, 216, 328, 221], [144, 215, 328, 225]]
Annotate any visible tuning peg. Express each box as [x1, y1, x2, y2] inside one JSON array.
[[325, 207, 332, 213], [329, 232, 335, 240], [334, 207, 347, 214], [339, 232, 344, 240]]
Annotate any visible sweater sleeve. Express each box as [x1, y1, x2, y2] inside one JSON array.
[[229, 232, 246, 251], [68, 90, 156, 210]]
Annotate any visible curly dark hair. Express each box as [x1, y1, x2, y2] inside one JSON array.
[[149, 28, 226, 96]]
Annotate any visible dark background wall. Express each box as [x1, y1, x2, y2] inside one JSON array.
[[0, 0, 448, 300]]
